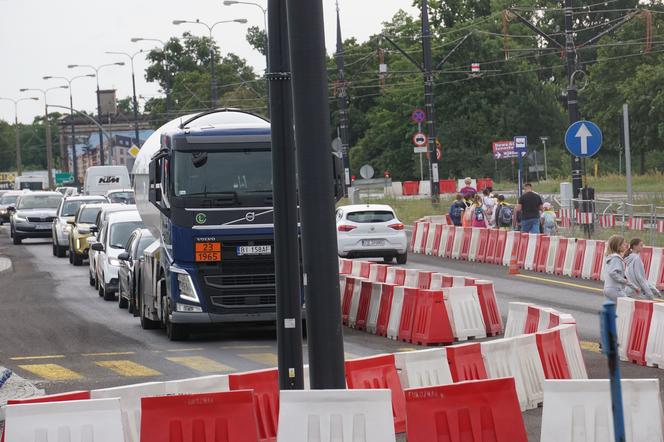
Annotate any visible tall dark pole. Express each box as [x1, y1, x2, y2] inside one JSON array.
[[335, 4, 351, 195], [44, 102, 54, 188], [565, 0, 583, 198], [69, 92, 78, 188], [268, 0, 304, 390], [131, 62, 140, 146], [210, 31, 218, 108], [422, 0, 440, 202], [95, 84, 105, 166], [14, 111, 21, 177], [285, 0, 346, 388]]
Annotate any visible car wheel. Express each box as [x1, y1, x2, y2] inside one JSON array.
[[69, 246, 74, 263], [164, 301, 187, 341], [52, 242, 57, 256], [89, 269, 95, 287], [72, 251, 83, 266], [55, 242, 66, 258], [396, 252, 408, 265], [127, 280, 135, 314], [118, 282, 128, 309], [383, 256, 394, 264], [95, 273, 99, 291], [102, 279, 115, 301], [12, 233, 22, 245]]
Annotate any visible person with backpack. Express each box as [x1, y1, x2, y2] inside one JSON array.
[[470, 194, 488, 228], [449, 193, 466, 227], [493, 195, 513, 230], [540, 202, 558, 236]]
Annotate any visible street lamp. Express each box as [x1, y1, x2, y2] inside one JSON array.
[[131, 37, 172, 115], [540, 136, 549, 181], [105, 50, 144, 149], [171, 18, 248, 108], [19, 86, 69, 188], [43, 74, 96, 188], [68, 62, 124, 166], [223, 1, 267, 60], [0, 97, 39, 178]]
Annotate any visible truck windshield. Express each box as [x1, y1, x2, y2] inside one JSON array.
[[173, 149, 272, 197]]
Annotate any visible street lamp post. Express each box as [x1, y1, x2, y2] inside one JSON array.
[[68, 62, 124, 166], [0, 97, 39, 178], [131, 38, 172, 116], [19, 86, 69, 189], [223, 1, 268, 65], [172, 18, 247, 108], [105, 50, 144, 148], [43, 74, 96, 188], [540, 136, 549, 181]]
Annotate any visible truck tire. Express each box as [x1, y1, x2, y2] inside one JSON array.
[[139, 294, 160, 330], [163, 301, 187, 341]]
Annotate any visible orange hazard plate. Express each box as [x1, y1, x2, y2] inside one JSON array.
[[195, 242, 221, 262]]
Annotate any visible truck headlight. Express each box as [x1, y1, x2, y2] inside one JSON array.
[[175, 303, 203, 313], [177, 272, 200, 303]]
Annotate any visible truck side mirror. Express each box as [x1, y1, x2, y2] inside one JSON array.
[[149, 157, 170, 217]]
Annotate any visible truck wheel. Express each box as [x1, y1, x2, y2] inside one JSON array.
[[139, 294, 160, 330], [396, 252, 408, 265], [163, 301, 187, 341]]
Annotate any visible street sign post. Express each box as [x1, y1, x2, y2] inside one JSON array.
[[565, 120, 603, 158], [514, 136, 528, 197], [411, 108, 426, 124]]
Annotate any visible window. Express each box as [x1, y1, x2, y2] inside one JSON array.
[[135, 234, 155, 258], [346, 210, 395, 223], [107, 192, 135, 204], [0, 195, 18, 205], [78, 207, 101, 224], [109, 221, 144, 249], [17, 195, 62, 209]]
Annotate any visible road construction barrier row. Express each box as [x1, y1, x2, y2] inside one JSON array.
[[411, 222, 664, 289], [339, 259, 503, 343], [616, 297, 664, 372], [3, 320, 585, 442]]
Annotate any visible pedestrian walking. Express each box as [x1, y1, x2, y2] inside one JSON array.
[[449, 193, 466, 227], [603, 235, 639, 302], [482, 188, 496, 228], [459, 177, 477, 199], [494, 195, 513, 230], [470, 194, 488, 228], [514, 183, 543, 233], [624, 238, 661, 300], [540, 202, 558, 236]]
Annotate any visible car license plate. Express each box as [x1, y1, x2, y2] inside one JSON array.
[[237, 245, 272, 256], [195, 241, 221, 262], [362, 239, 385, 247], [36, 224, 51, 230]]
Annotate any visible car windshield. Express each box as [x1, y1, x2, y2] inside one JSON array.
[[61, 200, 95, 217], [173, 147, 272, 196], [107, 192, 135, 204], [0, 195, 18, 205], [78, 207, 102, 224], [346, 210, 395, 223], [17, 195, 62, 209], [109, 221, 144, 249]]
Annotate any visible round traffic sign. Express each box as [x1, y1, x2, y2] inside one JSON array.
[[413, 132, 428, 147], [565, 120, 603, 158], [411, 109, 426, 123], [360, 164, 375, 180]]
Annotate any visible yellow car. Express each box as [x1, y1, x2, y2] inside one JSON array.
[[68, 203, 105, 266]]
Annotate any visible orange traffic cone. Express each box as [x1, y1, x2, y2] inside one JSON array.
[[508, 255, 520, 275]]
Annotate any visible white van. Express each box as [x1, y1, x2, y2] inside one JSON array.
[[84, 166, 131, 196]]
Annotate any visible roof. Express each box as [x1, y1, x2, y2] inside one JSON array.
[[64, 195, 107, 202], [338, 204, 396, 212], [20, 191, 62, 197], [105, 189, 133, 194], [106, 210, 142, 223]]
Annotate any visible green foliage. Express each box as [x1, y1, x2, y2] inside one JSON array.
[[246, 26, 267, 56]]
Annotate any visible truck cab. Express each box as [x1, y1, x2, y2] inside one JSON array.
[[134, 110, 278, 340]]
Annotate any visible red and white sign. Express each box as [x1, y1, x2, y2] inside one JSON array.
[[413, 132, 428, 147], [492, 141, 517, 160], [471, 63, 481, 73]]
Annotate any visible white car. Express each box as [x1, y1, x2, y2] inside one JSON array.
[[90, 210, 144, 301], [105, 189, 135, 205], [336, 204, 408, 264], [52, 195, 107, 257]]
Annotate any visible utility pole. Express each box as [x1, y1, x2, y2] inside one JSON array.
[[540, 136, 549, 181], [564, 0, 583, 198], [623, 103, 633, 205], [267, 0, 304, 390], [335, 2, 351, 196], [421, 0, 439, 202], [285, 0, 346, 389]]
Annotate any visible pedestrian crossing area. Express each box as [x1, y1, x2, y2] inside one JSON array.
[[8, 348, 375, 383]]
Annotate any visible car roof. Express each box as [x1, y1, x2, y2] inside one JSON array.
[[338, 204, 396, 213], [107, 210, 142, 223], [20, 191, 62, 197], [79, 203, 106, 209], [64, 195, 107, 202], [105, 189, 133, 194], [2, 190, 26, 196]]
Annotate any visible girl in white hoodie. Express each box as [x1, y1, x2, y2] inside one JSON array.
[[624, 238, 661, 300], [603, 235, 639, 302]]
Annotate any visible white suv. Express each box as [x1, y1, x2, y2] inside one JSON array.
[[52, 195, 106, 257], [336, 204, 408, 264], [90, 210, 144, 301]]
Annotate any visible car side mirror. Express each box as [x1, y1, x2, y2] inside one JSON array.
[[90, 226, 98, 234], [79, 227, 90, 234], [118, 252, 131, 262], [91, 242, 104, 252]]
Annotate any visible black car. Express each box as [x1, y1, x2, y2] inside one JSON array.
[[117, 228, 155, 313]]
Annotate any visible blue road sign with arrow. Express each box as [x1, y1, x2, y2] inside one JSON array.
[[565, 120, 603, 158]]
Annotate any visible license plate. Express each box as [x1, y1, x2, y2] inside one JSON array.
[[36, 225, 51, 230], [362, 239, 385, 247], [237, 245, 272, 256], [195, 242, 221, 262]]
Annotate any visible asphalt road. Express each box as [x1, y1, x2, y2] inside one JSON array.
[[1, 226, 663, 441]]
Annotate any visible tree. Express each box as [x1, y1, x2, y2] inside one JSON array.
[[246, 26, 267, 56]]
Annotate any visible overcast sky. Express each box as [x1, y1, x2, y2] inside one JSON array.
[[0, 0, 417, 124]]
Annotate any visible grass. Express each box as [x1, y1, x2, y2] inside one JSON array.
[[494, 172, 664, 195]]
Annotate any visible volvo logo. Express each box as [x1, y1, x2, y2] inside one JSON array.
[[195, 213, 207, 224], [245, 212, 256, 222]]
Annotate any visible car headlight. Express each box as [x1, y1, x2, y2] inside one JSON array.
[[13, 214, 27, 222], [108, 258, 121, 266], [0, 209, 6, 215], [171, 268, 200, 304]]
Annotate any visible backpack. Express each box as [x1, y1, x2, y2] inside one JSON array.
[[498, 205, 513, 227], [474, 207, 484, 222], [451, 202, 464, 221], [542, 211, 556, 229]]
